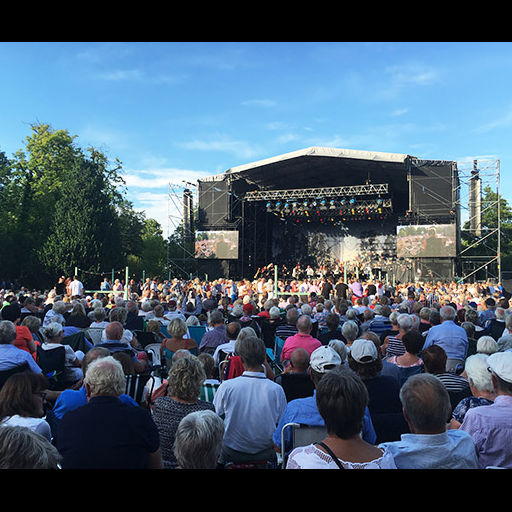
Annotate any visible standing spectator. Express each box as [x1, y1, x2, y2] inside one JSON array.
[[56, 356, 162, 469], [422, 305, 469, 373], [460, 351, 512, 468], [378, 373, 478, 469], [69, 276, 84, 298], [213, 335, 287, 466]]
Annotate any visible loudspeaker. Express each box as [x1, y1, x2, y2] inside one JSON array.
[[197, 179, 230, 228]]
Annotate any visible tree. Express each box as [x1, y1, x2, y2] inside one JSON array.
[[39, 157, 122, 284]]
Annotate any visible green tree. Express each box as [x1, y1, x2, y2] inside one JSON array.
[[39, 157, 122, 284]]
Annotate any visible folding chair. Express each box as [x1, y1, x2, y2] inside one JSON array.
[[125, 372, 156, 408], [280, 422, 327, 469], [188, 325, 206, 345], [274, 336, 285, 363], [134, 330, 158, 349], [0, 362, 30, 391], [86, 328, 104, 345]]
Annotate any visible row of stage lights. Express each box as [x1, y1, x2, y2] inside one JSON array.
[[265, 197, 386, 210]]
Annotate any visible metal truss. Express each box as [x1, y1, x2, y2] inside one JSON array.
[[244, 183, 389, 202]]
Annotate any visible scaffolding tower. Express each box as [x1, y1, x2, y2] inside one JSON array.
[[455, 158, 501, 282]]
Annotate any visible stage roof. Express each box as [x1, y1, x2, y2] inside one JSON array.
[[201, 146, 416, 193]]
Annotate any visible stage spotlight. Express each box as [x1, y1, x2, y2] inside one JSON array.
[[284, 203, 289, 209], [349, 198, 355, 204], [377, 198, 383, 205], [276, 201, 281, 207], [266, 202, 271, 208], [340, 199, 346, 205]]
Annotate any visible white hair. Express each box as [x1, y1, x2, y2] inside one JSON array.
[[84, 356, 125, 397]]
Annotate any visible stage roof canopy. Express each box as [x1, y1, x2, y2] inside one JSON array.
[[202, 146, 417, 193]]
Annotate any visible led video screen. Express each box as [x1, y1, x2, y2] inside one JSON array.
[[396, 224, 457, 258], [195, 230, 239, 259]]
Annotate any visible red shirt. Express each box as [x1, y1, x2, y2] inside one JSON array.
[[280, 333, 321, 363]]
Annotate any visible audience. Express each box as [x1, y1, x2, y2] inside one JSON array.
[[2, 273, 512, 470]]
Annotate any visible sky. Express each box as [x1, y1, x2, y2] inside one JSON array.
[[0, 41, 510, 235]]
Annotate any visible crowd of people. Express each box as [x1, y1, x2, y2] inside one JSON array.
[[0, 266, 512, 470]]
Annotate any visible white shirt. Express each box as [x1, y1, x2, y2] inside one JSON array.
[[213, 371, 287, 454], [1, 415, 52, 442], [69, 279, 84, 297]]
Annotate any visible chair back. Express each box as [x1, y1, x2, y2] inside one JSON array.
[[280, 422, 327, 468], [125, 372, 155, 407], [86, 328, 104, 345], [134, 331, 158, 349], [188, 325, 206, 344], [0, 362, 30, 391], [144, 343, 162, 367], [274, 336, 285, 361], [200, 382, 221, 402]]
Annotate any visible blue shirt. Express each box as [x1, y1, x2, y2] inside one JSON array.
[[378, 429, 479, 469], [53, 385, 138, 420], [272, 390, 376, 452], [0, 343, 41, 373], [422, 320, 468, 361]]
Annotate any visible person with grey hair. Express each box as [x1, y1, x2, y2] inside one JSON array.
[[460, 351, 512, 468], [0, 426, 62, 469], [383, 313, 413, 359], [328, 339, 348, 364], [0, 320, 42, 375], [199, 309, 227, 355], [275, 307, 300, 341], [214, 335, 287, 466], [378, 373, 479, 469], [341, 320, 359, 347], [42, 300, 68, 327], [280, 314, 321, 366], [449, 353, 495, 429], [40, 322, 84, 383], [476, 335, 499, 355], [423, 305, 469, 373], [56, 356, 162, 469], [89, 307, 109, 329], [173, 409, 225, 469]]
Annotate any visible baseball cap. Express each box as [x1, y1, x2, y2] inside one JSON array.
[[349, 339, 378, 364], [487, 351, 512, 383], [310, 346, 341, 373]]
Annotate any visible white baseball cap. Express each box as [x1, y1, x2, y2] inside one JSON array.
[[487, 351, 512, 383], [349, 339, 378, 364]]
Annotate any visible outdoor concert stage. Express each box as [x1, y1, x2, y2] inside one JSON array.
[[194, 147, 461, 282]]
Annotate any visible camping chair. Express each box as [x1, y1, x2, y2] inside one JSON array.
[[280, 422, 327, 469], [124, 371, 156, 408], [274, 336, 285, 362], [0, 362, 30, 391], [133, 330, 158, 349], [85, 327, 104, 345], [36, 345, 71, 390], [188, 325, 206, 345]]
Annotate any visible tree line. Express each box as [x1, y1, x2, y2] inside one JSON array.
[[0, 123, 194, 290]]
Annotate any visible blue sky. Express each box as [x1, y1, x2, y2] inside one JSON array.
[[0, 41, 510, 233]]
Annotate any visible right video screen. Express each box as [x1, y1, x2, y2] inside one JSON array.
[[396, 224, 457, 258]]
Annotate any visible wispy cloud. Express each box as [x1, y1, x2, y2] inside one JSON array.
[[177, 136, 260, 160], [474, 105, 512, 133], [241, 99, 277, 108]]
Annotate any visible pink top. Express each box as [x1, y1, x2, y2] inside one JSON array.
[[280, 333, 321, 363]]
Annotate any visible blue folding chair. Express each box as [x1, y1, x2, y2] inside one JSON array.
[[188, 325, 207, 345]]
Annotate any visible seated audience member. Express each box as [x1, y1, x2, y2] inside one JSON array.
[[56, 356, 162, 469], [476, 335, 499, 355], [286, 367, 397, 469], [275, 347, 315, 402], [327, 339, 348, 365], [124, 301, 144, 331], [173, 409, 225, 470], [273, 345, 376, 455], [384, 313, 412, 359], [460, 351, 512, 468], [487, 306, 507, 341], [385, 329, 424, 387], [39, 322, 84, 384], [21, 315, 44, 347], [340, 320, 359, 347], [259, 306, 283, 349], [199, 309, 227, 355], [213, 335, 287, 466], [151, 355, 215, 468], [197, 352, 221, 402], [417, 307, 432, 333], [449, 353, 495, 429], [423, 305, 469, 373], [42, 300, 68, 327], [461, 321, 478, 357], [280, 315, 322, 366], [275, 307, 300, 342], [0, 371, 52, 442], [0, 304, 37, 360], [65, 301, 91, 328], [347, 338, 409, 444], [422, 345, 471, 412], [88, 307, 109, 329], [212, 321, 242, 367], [318, 313, 342, 345], [0, 426, 62, 469], [96, 321, 148, 374], [161, 317, 199, 367], [379, 373, 479, 469]]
